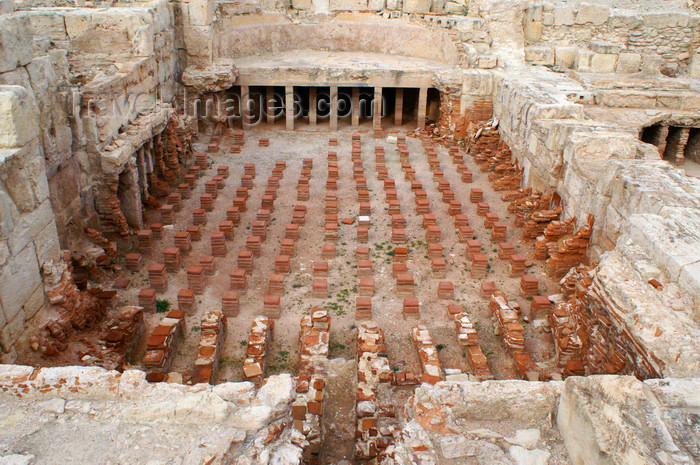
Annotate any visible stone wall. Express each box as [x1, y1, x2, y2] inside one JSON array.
[[523, 2, 700, 77], [0, 5, 63, 363]]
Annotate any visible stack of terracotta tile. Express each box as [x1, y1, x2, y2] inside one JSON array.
[[281, 238, 295, 256], [160, 204, 174, 225], [193, 208, 207, 225], [411, 325, 444, 384], [267, 274, 284, 295], [167, 193, 182, 212], [546, 216, 594, 278], [393, 246, 408, 262], [209, 232, 226, 257], [457, 225, 474, 243], [313, 261, 329, 277], [509, 253, 527, 277], [237, 250, 254, 272], [480, 281, 498, 299], [199, 193, 214, 212], [448, 200, 462, 216], [466, 239, 482, 259], [392, 262, 408, 276], [286, 223, 301, 240], [548, 301, 585, 369], [138, 288, 157, 311], [403, 298, 420, 319], [150, 223, 163, 240], [356, 297, 372, 320], [492, 222, 507, 242], [148, 264, 167, 292], [392, 228, 406, 243], [292, 207, 306, 225], [205, 180, 218, 199], [189, 310, 227, 384], [392, 214, 405, 228], [431, 257, 447, 278], [320, 244, 335, 259], [357, 259, 372, 277], [233, 195, 247, 212], [470, 188, 483, 203], [357, 226, 369, 243], [426, 225, 441, 243], [490, 295, 526, 353], [125, 253, 142, 271], [243, 316, 273, 386], [221, 290, 239, 316], [200, 256, 215, 275], [422, 214, 436, 227], [186, 226, 200, 242], [141, 310, 184, 374], [437, 281, 454, 299], [174, 231, 192, 253], [263, 295, 281, 318], [325, 222, 338, 241], [178, 183, 191, 200], [359, 277, 375, 296], [471, 253, 488, 278], [520, 275, 539, 297], [531, 295, 552, 319], [428, 243, 443, 259], [186, 266, 206, 294], [415, 199, 430, 214], [245, 236, 261, 256], [312, 278, 328, 298], [274, 255, 291, 274], [230, 269, 247, 290], [396, 273, 414, 297], [498, 242, 515, 260], [163, 247, 181, 272], [137, 230, 153, 252]]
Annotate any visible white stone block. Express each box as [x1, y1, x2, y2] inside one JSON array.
[[0, 86, 39, 149], [188, 0, 214, 26], [575, 3, 609, 25], [616, 52, 641, 74], [555, 46, 577, 69], [0, 243, 40, 321], [0, 15, 33, 74], [524, 46, 554, 66], [403, 0, 431, 13], [26, 11, 67, 40], [553, 6, 574, 25]]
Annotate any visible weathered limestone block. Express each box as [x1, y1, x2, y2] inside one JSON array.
[[0, 85, 39, 148], [184, 25, 213, 65], [523, 20, 542, 42], [181, 60, 237, 93], [555, 46, 578, 69], [690, 51, 700, 78], [0, 0, 15, 14], [576, 50, 617, 73], [25, 11, 67, 41], [403, 0, 431, 13], [330, 0, 368, 10], [187, 0, 214, 26], [0, 15, 33, 74], [0, 308, 24, 353], [575, 3, 609, 25], [558, 376, 695, 465], [553, 6, 574, 26], [0, 243, 41, 322], [524, 46, 554, 66], [616, 52, 641, 74]]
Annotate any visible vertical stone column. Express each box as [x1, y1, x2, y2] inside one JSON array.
[[655, 125, 670, 157], [136, 146, 149, 195], [266, 86, 275, 126], [373, 86, 383, 133], [240, 85, 252, 129], [674, 127, 690, 166], [395, 88, 404, 126], [417, 87, 428, 129], [330, 86, 338, 131], [285, 86, 295, 131], [309, 87, 317, 127], [352, 87, 360, 126]]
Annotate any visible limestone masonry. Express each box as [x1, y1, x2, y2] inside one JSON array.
[[0, 0, 698, 463]]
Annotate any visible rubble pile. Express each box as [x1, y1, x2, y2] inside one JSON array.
[[30, 260, 107, 356], [411, 325, 445, 385], [489, 294, 536, 379], [292, 309, 330, 463], [453, 311, 494, 380], [189, 310, 227, 384], [243, 316, 274, 386], [87, 306, 144, 371], [546, 215, 594, 278], [140, 309, 185, 378], [355, 322, 397, 462]]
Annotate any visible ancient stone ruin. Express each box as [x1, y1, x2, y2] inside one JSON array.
[[0, 0, 698, 463]]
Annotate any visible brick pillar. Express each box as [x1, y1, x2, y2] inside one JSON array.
[[655, 125, 670, 157], [395, 88, 404, 126], [674, 127, 690, 166], [330, 85, 338, 131], [352, 87, 360, 127], [417, 87, 428, 129], [373, 86, 383, 132], [266, 86, 275, 126], [309, 87, 317, 127], [285, 85, 294, 131]]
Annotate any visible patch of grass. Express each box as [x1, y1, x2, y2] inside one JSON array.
[[155, 299, 171, 313]]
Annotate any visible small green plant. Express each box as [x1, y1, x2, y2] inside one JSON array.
[[155, 299, 171, 313], [436, 344, 446, 352], [240, 340, 248, 347], [192, 325, 201, 332]]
